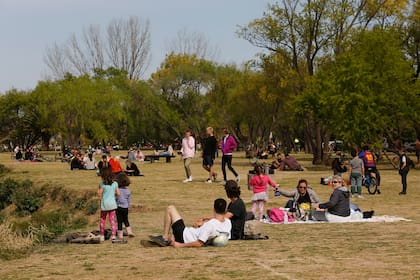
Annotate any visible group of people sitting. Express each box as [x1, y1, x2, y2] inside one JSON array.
[[70, 152, 142, 176], [97, 155, 142, 176], [270, 153, 304, 171]]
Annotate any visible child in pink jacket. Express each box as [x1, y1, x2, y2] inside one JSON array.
[[249, 165, 278, 220]]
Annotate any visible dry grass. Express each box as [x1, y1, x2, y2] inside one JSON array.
[[0, 221, 34, 260], [0, 152, 419, 280]]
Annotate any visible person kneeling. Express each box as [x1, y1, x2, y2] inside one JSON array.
[[150, 199, 232, 248]]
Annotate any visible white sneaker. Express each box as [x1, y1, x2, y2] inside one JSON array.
[[206, 179, 212, 184], [358, 195, 364, 199], [99, 235, 105, 242], [220, 180, 226, 186], [183, 177, 192, 183], [236, 176, 240, 183]]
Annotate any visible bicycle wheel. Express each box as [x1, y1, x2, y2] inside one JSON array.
[[367, 177, 378, 194]]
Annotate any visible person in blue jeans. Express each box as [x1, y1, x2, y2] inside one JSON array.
[[349, 149, 365, 198]]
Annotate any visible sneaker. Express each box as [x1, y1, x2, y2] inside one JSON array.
[[206, 179, 212, 184], [99, 235, 105, 242], [213, 173, 218, 182], [236, 176, 240, 183], [112, 238, 128, 244], [399, 192, 406, 195], [183, 177, 192, 183], [150, 235, 171, 247], [358, 195, 364, 199], [220, 180, 226, 186], [376, 189, 381, 194]]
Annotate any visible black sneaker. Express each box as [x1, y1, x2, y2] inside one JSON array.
[[376, 189, 381, 194], [399, 192, 406, 195], [149, 235, 171, 247]]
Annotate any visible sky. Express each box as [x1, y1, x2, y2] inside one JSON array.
[[0, 0, 273, 93]]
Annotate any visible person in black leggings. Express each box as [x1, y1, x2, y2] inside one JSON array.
[[221, 128, 239, 184]]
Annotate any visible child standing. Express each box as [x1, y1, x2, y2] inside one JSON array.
[[249, 165, 278, 220], [97, 167, 120, 242], [114, 173, 135, 239]]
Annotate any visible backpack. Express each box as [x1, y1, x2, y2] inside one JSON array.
[[269, 208, 294, 223], [407, 155, 415, 169]]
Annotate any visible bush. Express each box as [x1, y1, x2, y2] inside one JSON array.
[[0, 178, 21, 210], [0, 222, 34, 260], [31, 210, 70, 237], [13, 183, 46, 216]]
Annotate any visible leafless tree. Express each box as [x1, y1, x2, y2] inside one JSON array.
[[165, 28, 220, 60], [44, 16, 151, 80]]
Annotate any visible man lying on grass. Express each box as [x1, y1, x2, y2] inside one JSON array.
[[150, 198, 232, 248]]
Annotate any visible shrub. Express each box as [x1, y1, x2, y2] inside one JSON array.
[[0, 178, 21, 210], [86, 200, 99, 215], [31, 210, 70, 237], [13, 183, 46, 216], [0, 221, 34, 260]]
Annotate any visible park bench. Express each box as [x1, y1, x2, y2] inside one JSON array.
[[144, 154, 176, 163]]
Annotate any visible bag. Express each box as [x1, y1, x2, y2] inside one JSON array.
[[407, 155, 415, 169], [269, 208, 294, 223], [243, 220, 269, 240]]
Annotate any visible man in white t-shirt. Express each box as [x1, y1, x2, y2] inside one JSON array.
[[151, 199, 231, 248]]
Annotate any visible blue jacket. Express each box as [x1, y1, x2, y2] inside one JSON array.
[[117, 187, 131, 209]]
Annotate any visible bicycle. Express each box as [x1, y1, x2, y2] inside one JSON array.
[[363, 169, 378, 195]]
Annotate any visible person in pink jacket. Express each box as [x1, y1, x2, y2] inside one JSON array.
[[181, 129, 195, 183], [249, 165, 278, 220], [221, 128, 239, 185]]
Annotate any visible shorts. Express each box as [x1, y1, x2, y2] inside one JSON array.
[[172, 219, 185, 243], [203, 155, 214, 167]]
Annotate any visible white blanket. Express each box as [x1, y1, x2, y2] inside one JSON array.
[[264, 215, 411, 224]]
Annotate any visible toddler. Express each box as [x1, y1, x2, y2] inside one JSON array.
[[249, 165, 278, 220], [114, 172, 135, 239]]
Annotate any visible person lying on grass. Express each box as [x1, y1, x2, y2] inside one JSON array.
[[150, 198, 232, 248]]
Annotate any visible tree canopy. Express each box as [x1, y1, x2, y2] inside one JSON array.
[[1, 7, 419, 162]]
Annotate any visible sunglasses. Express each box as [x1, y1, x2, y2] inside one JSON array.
[[332, 181, 340, 184], [298, 186, 307, 189]]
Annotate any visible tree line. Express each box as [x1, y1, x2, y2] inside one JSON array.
[[1, 1, 419, 164]]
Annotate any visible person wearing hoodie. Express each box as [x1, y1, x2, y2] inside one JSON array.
[[221, 128, 239, 185], [313, 175, 351, 222]]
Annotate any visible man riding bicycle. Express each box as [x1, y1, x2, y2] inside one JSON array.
[[359, 146, 381, 194]]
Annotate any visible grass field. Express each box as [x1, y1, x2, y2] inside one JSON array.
[[0, 152, 419, 280]]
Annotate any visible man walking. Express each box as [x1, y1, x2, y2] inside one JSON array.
[[181, 129, 195, 183], [202, 127, 218, 183], [398, 148, 410, 195], [221, 128, 239, 185]]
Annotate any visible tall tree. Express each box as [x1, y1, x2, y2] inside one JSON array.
[[44, 16, 151, 80]]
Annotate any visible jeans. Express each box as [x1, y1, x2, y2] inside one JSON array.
[[400, 169, 409, 193], [183, 158, 192, 178], [350, 173, 363, 195], [222, 155, 238, 181]]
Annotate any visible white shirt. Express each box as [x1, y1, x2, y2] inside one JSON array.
[[181, 137, 195, 159], [84, 157, 96, 170], [183, 218, 231, 243]]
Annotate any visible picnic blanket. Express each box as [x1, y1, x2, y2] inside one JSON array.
[[263, 215, 411, 224]]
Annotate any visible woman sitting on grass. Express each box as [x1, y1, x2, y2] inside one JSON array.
[[313, 175, 351, 222], [125, 160, 141, 176], [97, 167, 120, 242]]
